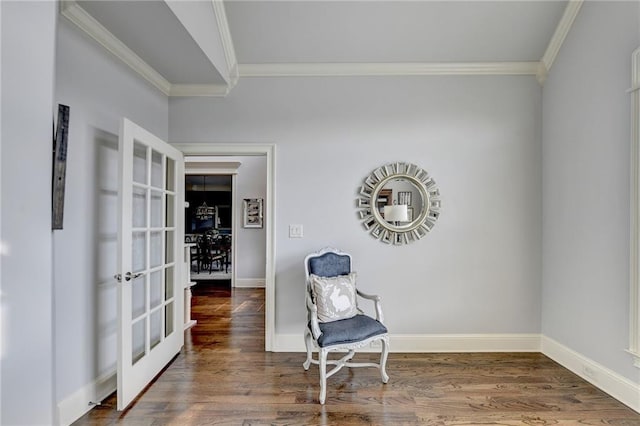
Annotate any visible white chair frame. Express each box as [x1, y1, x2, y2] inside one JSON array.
[[303, 247, 389, 404]]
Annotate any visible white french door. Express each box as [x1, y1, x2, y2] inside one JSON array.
[[116, 118, 184, 410]]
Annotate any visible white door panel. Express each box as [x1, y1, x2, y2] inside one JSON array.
[[117, 118, 184, 411]]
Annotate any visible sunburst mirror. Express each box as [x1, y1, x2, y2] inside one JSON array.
[[357, 162, 441, 245]]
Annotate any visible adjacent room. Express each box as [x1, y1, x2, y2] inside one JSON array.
[[2, 0, 640, 425]]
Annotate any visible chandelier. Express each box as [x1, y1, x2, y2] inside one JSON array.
[[195, 176, 216, 220]]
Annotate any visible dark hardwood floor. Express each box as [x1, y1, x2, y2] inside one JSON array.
[[74, 281, 640, 425]]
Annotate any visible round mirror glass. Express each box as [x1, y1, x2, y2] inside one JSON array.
[[372, 177, 425, 231], [357, 162, 441, 245]]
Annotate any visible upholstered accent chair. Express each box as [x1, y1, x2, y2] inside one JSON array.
[[303, 247, 389, 404]]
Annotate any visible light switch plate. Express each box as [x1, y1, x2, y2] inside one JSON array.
[[289, 224, 303, 238]]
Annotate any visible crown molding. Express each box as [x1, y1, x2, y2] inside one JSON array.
[[541, 0, 584, 74], [239, 62, 541, 78], [60, 0, 172, 96], [212, 0, 239, 89], [536, 62, 549, 85]]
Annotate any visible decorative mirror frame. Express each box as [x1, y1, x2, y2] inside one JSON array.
[[357, 162, 441, 245]]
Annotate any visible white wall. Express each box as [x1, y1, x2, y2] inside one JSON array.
[[169, 75, 543, 338], [542, 1, 640, 384], [229, 155, 266, 281], [1, 1, 57, 424], [54, 15, 168, 419], [8, 1, 640, 424]]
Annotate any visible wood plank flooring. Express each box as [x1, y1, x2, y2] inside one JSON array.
[[74, 282, 640, 425]]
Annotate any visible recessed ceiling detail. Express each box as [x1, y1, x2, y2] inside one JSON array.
[[60, 0, 583, 97], [61, 0, 237, 96]]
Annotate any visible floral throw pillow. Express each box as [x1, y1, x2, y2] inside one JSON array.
[[310, 272, 358, 323]]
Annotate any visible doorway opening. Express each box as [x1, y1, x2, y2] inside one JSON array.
[[185, 174, 233, 282], [178, 146, 274, 351]]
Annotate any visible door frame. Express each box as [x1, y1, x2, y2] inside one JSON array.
[[174, 143, 275, 351]]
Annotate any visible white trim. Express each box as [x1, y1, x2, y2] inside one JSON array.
[[239, 62, 540, 78], [184, 167, 240, 175], [536, 62, 549, 86], [631, 347, 640, 369], [59, 0, 172, 96], [542, 336, 640, 413], [539, 0, 584, 82], [57, 371, 116, 426], [177, 144, 275, 156], [184, 159, 242, 175], [231, 174, 238, 288], [274, 333, 541, 353], [185, 157, 242, 163], [390, 333, 541, 353], [211, 0, 239, 89], [630, 47, 640, 367], [174, 143, 276, 352], [235, 278, 265, 288]]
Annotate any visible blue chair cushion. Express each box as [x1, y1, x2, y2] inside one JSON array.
[[308, 252, 351, 278], [315, 315, 387, 347]]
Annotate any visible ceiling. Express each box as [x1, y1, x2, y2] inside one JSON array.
[[227, 1, 566, 63], [60, 0, 582, 97]]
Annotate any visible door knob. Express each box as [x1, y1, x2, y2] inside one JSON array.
[[124, 271, 143, 281], [114, 272, 144, 283]]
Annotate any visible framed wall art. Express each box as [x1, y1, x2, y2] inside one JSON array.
[[52, 104, 70, 230], [243, 198, 263, 228]]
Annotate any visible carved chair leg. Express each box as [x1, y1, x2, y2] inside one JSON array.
[[303, 329, 313, 370], [319, 349, 328, 404], [346, 350, 355, 361], [380, 337, 390, 384]]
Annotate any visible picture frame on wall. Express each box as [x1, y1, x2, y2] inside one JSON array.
[[243, 198, 263, 228]]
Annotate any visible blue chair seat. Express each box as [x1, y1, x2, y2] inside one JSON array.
[[315, 314, 387, 347]]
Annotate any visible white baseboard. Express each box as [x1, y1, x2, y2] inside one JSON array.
[[390, 333, 541, 352], [273, 333, 542, 353], [234, 278, 265, 288], [57, 371, 116, 426], [541, 336, 640, 413]]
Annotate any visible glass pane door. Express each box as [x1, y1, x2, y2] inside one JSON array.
[[117, 118, 184, 410]]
